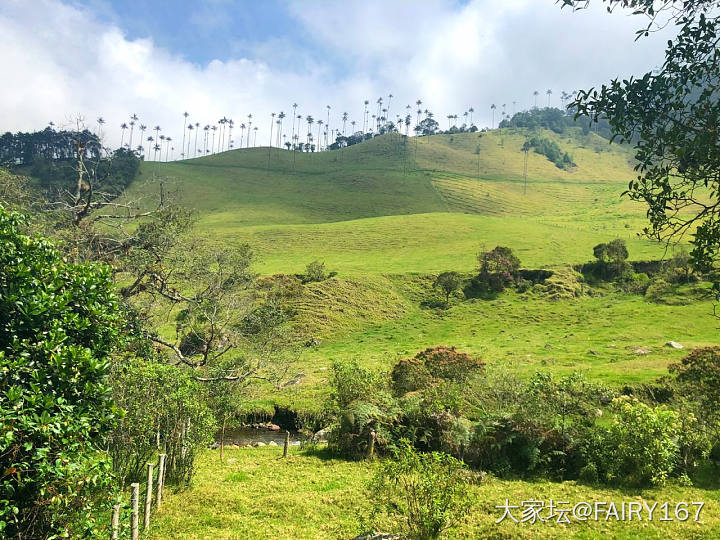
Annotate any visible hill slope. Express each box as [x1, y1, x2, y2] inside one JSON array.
[[130, 128, 658, 275]]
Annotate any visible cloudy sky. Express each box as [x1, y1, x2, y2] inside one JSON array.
[[1, 0, 673, 152]]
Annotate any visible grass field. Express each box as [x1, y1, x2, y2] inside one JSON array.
[[122, 129, 720, 538], [145, 447, 720, 540]]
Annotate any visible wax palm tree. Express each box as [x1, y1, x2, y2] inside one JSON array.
[[278, 112, 286, 147], [159, 134, 165, 159], [247, 114, 253, 148], [533, 91, 539, 108], [490, 104, 497, 129], [363, 100, 369, 133], [148, 136, 155, 160], [326, 105, 331, 139], [291, 103, 298, 149], [153, 143, 161, 160], [512, 101, 517, 115], [165, 137, 172, 161], [468, 107, 475, 126], [96, 117, 105, 135], [317, 119, 324, 150], [463, 111, 469, 127], [387, 94, 393, 119], [203, 125, 210, 154], [186, 124, 194, 158], [342, 112, 348, 136], [269, 113, 276, 148], [351, 120, 356, 134], [253, 126, 258, 147], [415, 100, 423, 132], [193, 122, 200, 157], [120, 123, 128, 148], [211, 125, 217, 153], [138, 124, 147, 158], [239, 123, 246, 148], [129, 113, 138, 148], [306, 116, 314, 145], [546, 89, 552, 107], [181, 111, 189, 157]]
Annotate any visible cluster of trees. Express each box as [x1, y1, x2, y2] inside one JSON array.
[[499, 106, 613, 138], [328, 343, 720, 498], [524, 135, 575, 169], [0, 127, 102, 166]]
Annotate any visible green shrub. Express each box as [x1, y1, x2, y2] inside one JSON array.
[[645, 278, 674, 303], [366, 442, 472, 539], [605, 397, 680, 486], [302, 260, 336, 283], [0, 207, 122, 537], [390, 346, 484, 396]]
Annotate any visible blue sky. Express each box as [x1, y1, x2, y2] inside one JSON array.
[[2, 0, 674, 149], [73, 0, 307, 66]]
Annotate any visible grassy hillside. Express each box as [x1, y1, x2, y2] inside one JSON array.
[[131, 129, 659, 276], [124, 128, 711, 413]]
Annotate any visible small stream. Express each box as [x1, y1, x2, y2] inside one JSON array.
[[217, 427, 302, 447]]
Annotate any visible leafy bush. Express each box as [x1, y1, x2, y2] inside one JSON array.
[[366, 442, 472, 539], [464, 246, 520, 296], [327, 360, 399, 459], [391, 346, 484, 396], [526, 136, 575, 169], [433, 271, 462, 304], [604, 397, 680, 486], [645, 278, 674, 303], [109, 360, 216, 488], [301, 260, 336, 283], [0, 207, 122, 537]]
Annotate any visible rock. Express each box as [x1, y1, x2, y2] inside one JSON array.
[[252, 441, 266, 447], [588, 350, 599, 356], [352, 534, 402, 540], [312, 427, 330, 442], [268, 440, 278, 446], [226, 458, 238, 464], [666, 341, 684, 349], [282, 373, 305, 388], [268, 424, 281, 431], [634, 347, 651, 355], [209, 442, 220, 449]]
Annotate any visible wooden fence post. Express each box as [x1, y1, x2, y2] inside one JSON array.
[[157, 453, 166, 509], [130, 483, 139, 540], [283, 431, 290, 458], [111, 503, 120, 540], [144, 462, 154, 530], [367, 430, 376, 459]]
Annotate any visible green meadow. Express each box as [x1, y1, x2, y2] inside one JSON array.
[[127, 129, 708, 413]]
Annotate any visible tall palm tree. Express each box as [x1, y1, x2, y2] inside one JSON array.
[[181, 112, 189, 157], [96, 117, 105, 136], [306, 116, 314, 145], [468, 107, 474, 126], [203, 125, 210, 155], [153, 143, 161, 161], [490, 104, 497, 129], [363, 100, 369, 133], [194, 122, 200, 156], [227, 120, 234, 150], [546, 89, 553, 107], [415, 100, 423, 133], [165, 137, 172, 162], [291, 103, 298, 150], [512, 101, 517, 115], [247, 114, 253, 148], [351, 120, 356, 134], [533, 91, 539, 108], [186, 124, 194, 158], [239, 123, 246, 148], [148, 136, 155, 160], [211, 125, 217, 153], [120, 123, 128, 148], [342, 112, 348, 136], [278, 112, 286, 147], [269, 113, 276, 148], [138, 124, 147, 158], [159, 134, 165, 159], [326, 105, 331, 140], [128, 113, 138, 149], [463, 111, 469, 127], [253, 126, 258, 147], [387, 94, 393, 119], [317, 119, 324, 151]]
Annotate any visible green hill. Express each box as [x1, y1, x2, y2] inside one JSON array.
[[132, 128, 657, 276], [124, 128, 716, 414]]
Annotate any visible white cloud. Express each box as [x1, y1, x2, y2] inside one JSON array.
[[0, 0, 673, 154]]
